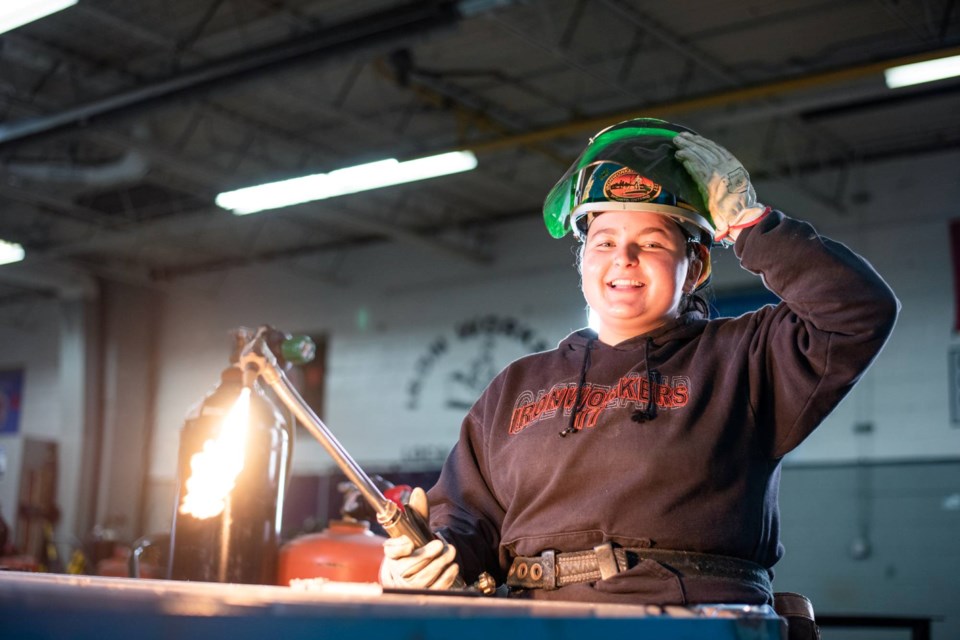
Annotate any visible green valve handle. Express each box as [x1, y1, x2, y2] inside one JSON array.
[[281, 335, 316, 365]]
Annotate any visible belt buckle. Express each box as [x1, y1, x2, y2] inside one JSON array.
[[593, 542, 620, 580], [540, 550, 557, 590]]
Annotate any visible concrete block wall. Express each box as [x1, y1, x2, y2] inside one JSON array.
[[777, 461, 960, 640]]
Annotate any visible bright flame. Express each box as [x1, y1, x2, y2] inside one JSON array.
[[179, 388, 252, 519]]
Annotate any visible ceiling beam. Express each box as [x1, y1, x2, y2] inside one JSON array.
[[442, 44, 960, 156], [0, 1, 463, 148]]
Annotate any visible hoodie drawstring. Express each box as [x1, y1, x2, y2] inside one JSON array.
[[559, 336, 594, 437], [559, 335, 661, 436], [632, 338, 659, 423]]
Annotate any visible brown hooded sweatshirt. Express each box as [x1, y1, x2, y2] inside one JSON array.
[[428, 211, 899, 604]]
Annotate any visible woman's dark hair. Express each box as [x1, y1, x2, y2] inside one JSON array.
[[679, 239, 710, 316]]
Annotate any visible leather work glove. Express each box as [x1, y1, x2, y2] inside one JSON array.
[[378, 487, 460, 589], [674, 132, 770, 245]]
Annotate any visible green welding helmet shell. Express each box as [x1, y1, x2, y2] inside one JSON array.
[[543, 118, 716, 241]]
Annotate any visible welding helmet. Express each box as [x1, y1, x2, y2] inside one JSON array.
[[543, 117, 715, 287]]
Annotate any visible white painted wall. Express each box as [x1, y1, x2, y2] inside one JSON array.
[[0, 299, 72, 548]]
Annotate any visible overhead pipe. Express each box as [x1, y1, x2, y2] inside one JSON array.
[[5, 149, 148, 185], [0, 1, 463, 148]]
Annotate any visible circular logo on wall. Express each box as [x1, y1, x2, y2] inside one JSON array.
[[406, 315, 550, 412]]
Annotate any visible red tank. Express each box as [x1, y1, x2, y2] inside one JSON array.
[[276, 519, 385, 586]]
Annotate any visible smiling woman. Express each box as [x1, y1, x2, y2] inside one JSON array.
[[376, 118, 900, 639], [579, 211, 702, 346]]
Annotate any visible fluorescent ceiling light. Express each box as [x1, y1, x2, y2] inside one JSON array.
[[0, 240, 25, 266], [217, 151, 479, 216], [884, 54, 960, 88], [0, 0, 77, 35]]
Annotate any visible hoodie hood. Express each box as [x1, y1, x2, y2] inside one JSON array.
[[556, 310, 708, 434], [559, 310, 708, 352]]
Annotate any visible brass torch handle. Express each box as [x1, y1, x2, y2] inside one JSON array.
[[240, 336, 477, 592], [252, 354, 391, 517], [377, 499, 467, 590]]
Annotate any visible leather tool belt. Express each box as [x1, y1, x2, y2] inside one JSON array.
[[506, 542, 772, 593]]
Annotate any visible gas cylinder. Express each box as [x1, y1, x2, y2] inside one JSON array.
[[276, 518, 386, 585], [169, 365, 292, 584]]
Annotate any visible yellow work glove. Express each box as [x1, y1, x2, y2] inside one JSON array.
[[378, 487, 460, 589], [674, 132, 770, 245]]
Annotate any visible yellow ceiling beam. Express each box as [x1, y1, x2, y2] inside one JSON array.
[[454, 45, 960, 156]]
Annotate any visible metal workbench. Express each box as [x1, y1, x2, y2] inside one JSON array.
[[0, 571, 784, 639]]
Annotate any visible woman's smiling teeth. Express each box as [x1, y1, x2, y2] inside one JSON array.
[[608, 279, 643, 289]]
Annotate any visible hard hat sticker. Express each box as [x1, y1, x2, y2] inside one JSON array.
[[603, 167, 662, 202]]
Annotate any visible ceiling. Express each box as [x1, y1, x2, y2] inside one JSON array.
[[1, 0, 959, 302]]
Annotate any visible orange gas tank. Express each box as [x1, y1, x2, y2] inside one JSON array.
[[277, 519, 386, 586]]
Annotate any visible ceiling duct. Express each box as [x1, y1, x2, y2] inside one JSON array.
[[4, 149, 148, 186], [0, 1, 464, 148]]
